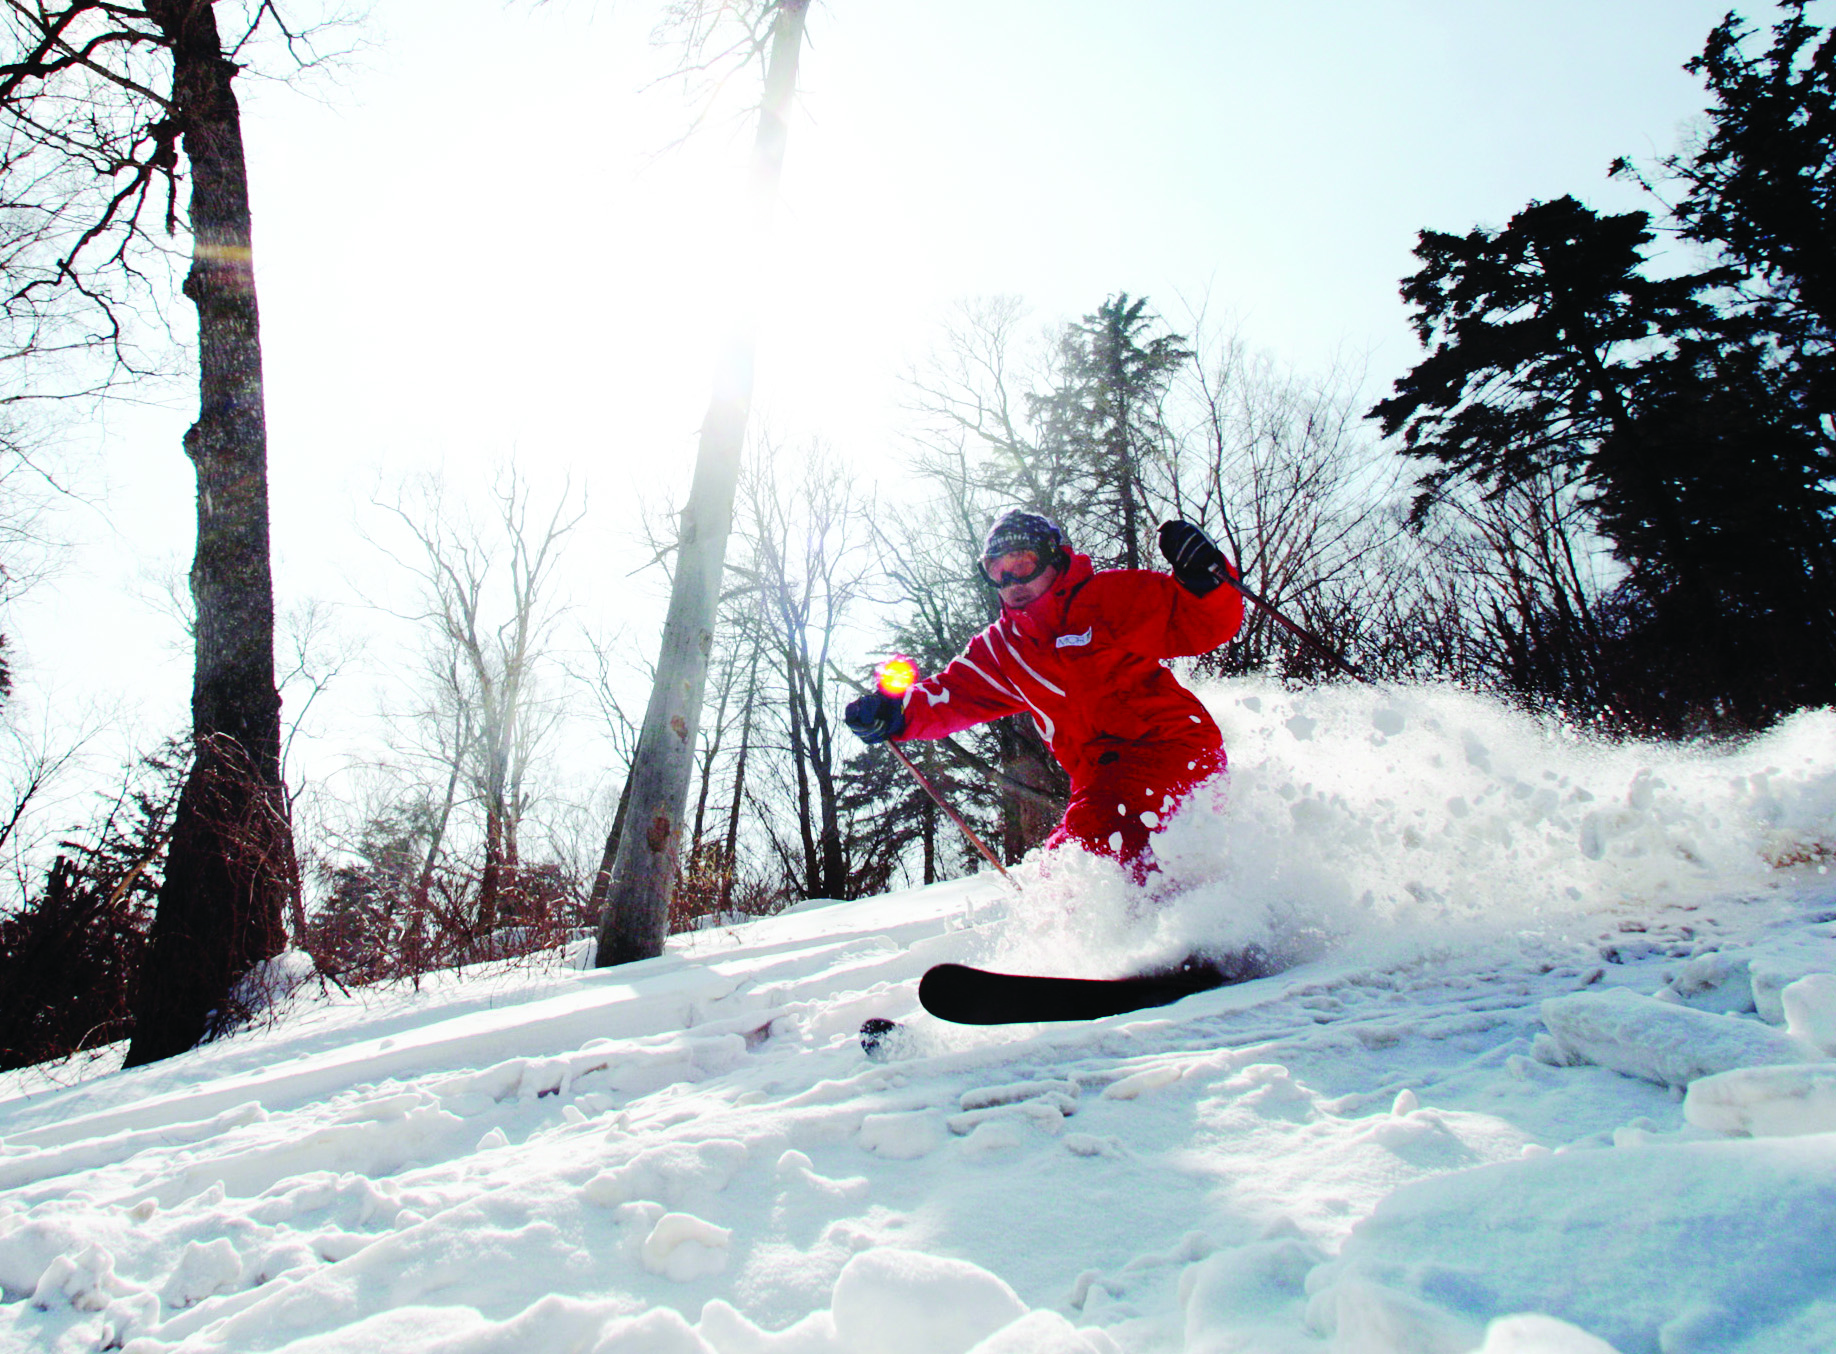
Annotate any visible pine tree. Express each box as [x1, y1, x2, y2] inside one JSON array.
[[1653, 2, 1836, 352], [1030, 295, 1192, 570], [0, 739, 186, 1069], [1375, 194, 1836, 729]]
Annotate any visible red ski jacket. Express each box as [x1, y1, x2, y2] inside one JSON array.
[[894, 553, 1244, 785]]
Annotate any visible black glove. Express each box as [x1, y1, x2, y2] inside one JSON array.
[[1158, 520, 1231, 596], [844, 692, 906, 745]]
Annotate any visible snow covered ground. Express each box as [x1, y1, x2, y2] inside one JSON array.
[[3, 679, 1835, 1354]]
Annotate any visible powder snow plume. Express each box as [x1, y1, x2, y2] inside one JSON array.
[[992, 678, 1836, 977]]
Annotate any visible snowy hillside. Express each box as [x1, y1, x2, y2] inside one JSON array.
[[4, 679, 1835, 1354]]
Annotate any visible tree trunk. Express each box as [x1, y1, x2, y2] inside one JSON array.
[[783, 643, 820, 897], [716, 649, 759, 914], [409, 705, 468, 979], [474, 672, 509, 938], [921, 792, 936, 885], [690, 656, 735, 849], [587, 768, 636, 915], [477, 806, 505, 940], [596, 0, 809, 966], [718, 739, 749, 913], [810, 713, 845, 897], [126, 4, 293, 1066], [815, 779, 845, 895], [1111, 395, 1141, 571]]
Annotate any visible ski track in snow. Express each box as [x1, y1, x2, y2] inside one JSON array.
[[3, 678, 1836, 1354]]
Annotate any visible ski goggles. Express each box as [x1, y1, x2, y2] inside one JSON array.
[[980, 548, 1052, 587]]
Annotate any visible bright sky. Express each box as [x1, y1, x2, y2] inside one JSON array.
[[4, 0, 1798, 836]]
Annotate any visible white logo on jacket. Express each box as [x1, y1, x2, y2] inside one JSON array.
[[1056, 628, 1093, 649]]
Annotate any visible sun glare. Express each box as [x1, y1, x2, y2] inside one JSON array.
[[874, 654, 919, 698]]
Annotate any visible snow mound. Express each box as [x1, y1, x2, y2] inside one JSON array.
[[1474, 1313, 1624, 1353], [1781, 972, 1836, 1054], [1537, 987, 1815, 1088], [640, 1212, 732, 1281], [1309, 1134, 1836, 1354], [830, 1249, 1027, 1354], [856, 1110, 946, 1160], [1684, 1063, 1836, 1137]]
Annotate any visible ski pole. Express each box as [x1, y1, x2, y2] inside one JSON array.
[[1206, 562, 1372, 685], [867, 656, 1020, 891]]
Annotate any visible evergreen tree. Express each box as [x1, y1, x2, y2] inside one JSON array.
[[1375, 194, 1836, 729], [1031, 295, 1192, 569], [0, 738, 186, 1069], [1649, 2, 1836, 352], [1374, 198, 1734, 521], [838, 741, 951, 892], [310, 804, 435, 985]]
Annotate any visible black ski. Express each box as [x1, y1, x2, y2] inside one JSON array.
[[918, 951, 1266, 1026]]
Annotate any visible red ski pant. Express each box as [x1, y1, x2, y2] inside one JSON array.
[[1044, 739, 1226, 876]]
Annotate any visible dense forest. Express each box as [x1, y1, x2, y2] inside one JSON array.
[[1, 1, 1832, 1070]]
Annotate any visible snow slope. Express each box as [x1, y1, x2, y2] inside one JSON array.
[[3, 679, 1835, 1354]]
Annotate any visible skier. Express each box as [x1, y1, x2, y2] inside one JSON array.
[[844, 510, 1243, 878]]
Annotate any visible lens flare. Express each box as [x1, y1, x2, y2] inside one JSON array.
[[875, 654, 919, 697]]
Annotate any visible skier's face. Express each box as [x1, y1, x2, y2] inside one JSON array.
[[995, 562, 1059, 609]]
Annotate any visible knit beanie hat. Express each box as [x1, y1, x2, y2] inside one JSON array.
[[981, 509, 1068, 563]]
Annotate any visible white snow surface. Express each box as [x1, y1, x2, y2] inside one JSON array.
[[4, 679, 1836, 1354]]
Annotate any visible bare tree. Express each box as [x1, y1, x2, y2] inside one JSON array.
[[275, 600, 355, 799], [735, 440, 874, 901], [1399, 469, 1620, 707], [1163, 320, 1399, 678], [405, 652, 470, 967], [0, 709, 95, 873], [904, 296, 1108, 538], [711, 610, 766, 913], [0, 2, 347, 1064], [373, 469, 584, 944], [597, 0, 810, 966]]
